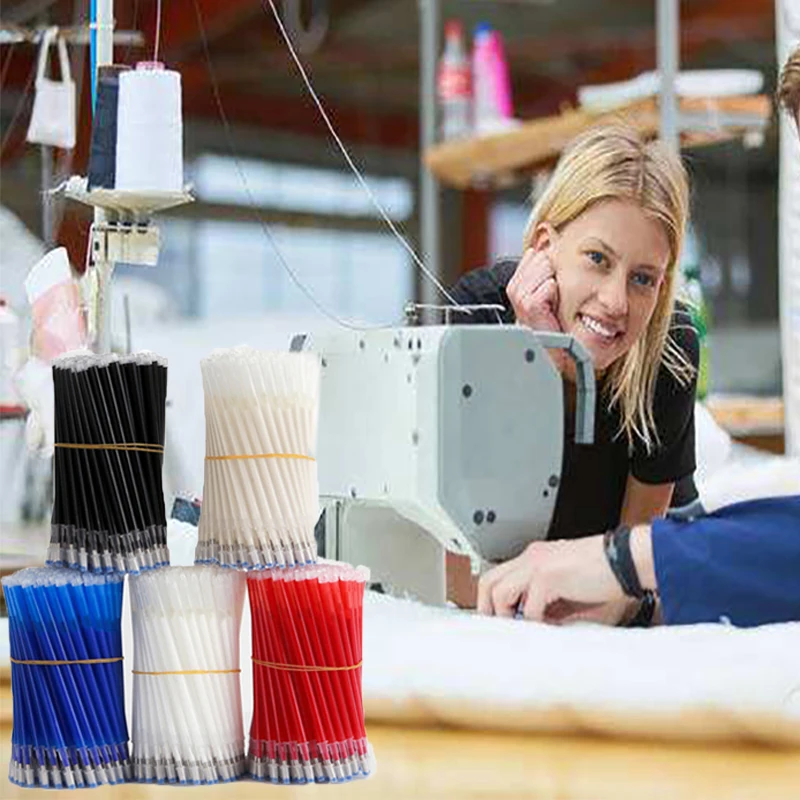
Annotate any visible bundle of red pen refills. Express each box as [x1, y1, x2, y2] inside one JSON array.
[[198, 348, 373, 784], [248, 565, 371, 784]]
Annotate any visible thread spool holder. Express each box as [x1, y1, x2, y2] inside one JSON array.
[[61, 176, 192, 351]]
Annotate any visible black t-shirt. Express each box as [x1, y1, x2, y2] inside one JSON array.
[[450, 259, 700, 540]]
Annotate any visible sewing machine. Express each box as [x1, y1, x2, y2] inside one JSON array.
[[294, 325, 596, 604]]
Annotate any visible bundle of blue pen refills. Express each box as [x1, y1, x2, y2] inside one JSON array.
[[3, 569, 129, 788]]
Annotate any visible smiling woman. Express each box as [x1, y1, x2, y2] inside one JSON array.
[[530, 199, 671, 375], [450, 126, 699, 566]]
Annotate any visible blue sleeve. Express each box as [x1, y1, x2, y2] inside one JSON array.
[[652, 495, 800, 627]]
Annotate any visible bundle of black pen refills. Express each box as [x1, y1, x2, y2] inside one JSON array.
[[46, 352, 169, 574]]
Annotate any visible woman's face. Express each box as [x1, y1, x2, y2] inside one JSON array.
[[546, 199, 671, 373]]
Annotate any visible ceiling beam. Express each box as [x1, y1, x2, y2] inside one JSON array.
[[174, 50, 418, 149], [184, 83, 418, 150], [147, 0, 264, 62], [501, 0, 772, 65]]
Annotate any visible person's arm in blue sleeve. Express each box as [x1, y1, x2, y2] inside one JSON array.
[[652, 496, 800, 626], [477, 495, 800, 628]]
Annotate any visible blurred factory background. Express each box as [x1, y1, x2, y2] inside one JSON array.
[[1, 0, 785, 398]]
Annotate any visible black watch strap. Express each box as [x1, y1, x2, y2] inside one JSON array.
[[627, 590, 657, 628], [603, 524, 645, 599]]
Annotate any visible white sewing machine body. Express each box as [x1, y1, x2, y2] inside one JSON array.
[[296, 325, 595, 604]]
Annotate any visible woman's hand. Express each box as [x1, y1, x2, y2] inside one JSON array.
[[506, 248, 563, 333], [476, 535, 632, 625]]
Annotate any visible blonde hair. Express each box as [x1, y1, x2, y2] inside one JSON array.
[[522, 125, 695, 453], [778, 45, 800, 118]]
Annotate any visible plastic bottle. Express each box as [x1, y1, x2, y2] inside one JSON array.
[[472, 24, 496, 135], [488, 29, 514, 121], [472, 24, 515, 136], [437, 20, 471, 141]]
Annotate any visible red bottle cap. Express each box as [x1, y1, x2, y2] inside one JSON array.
[[444, 20, 463, 39]]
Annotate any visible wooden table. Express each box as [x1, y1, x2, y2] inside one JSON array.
[[2, 720, 799, 800], [705, 395, 786, 454]]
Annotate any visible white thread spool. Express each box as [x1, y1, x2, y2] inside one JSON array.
[[115, 62, 183, 193]]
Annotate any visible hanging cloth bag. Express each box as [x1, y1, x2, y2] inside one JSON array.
[[26, 28, 76, 149]]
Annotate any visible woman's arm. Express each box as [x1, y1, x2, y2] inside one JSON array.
[[620, 474, 674, 526]]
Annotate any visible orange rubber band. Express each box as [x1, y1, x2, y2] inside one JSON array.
[[205, 453, 314, 462], [132, 668, 241, 676], [11, 657, 123, 666], [252, 658, 361, 673], [55, 443, 163, 454]]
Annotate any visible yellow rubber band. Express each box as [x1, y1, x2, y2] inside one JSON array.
[[252, 658, 362, 673], [55, 443, 164, 454], [132, 668, 241, 676], [206, 453, 314, 462], [11, 657, 123, 666]]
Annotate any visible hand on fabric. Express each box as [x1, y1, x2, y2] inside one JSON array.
[[477, 535, 633, 626]]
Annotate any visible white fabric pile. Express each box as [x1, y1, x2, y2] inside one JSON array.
[[693, 402, 800, 510], [362, 592, 800, 745]]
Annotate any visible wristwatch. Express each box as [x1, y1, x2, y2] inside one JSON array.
[[603, 524, 656, 627], [627, 589, 656, 628], [603, 525, 644, 598]]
